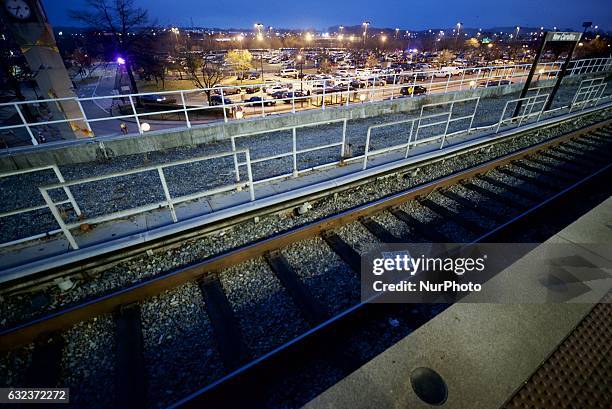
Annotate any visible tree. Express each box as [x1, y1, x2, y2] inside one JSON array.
[[465, 38, 480, 49], [438, 49, 456, 65], [365, 54, 378, 68], [183, 54, 227, 103], [69, 0, 151, 94], [225, 49, 253, 80]]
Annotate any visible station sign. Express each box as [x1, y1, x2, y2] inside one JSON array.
[[545, 32, 582, 42]]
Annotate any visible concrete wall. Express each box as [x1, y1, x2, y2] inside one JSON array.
[[0, 74, 601, 172]]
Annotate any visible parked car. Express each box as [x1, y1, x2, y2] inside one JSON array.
[[281, 90, 311, 103], [265, 85, 290, 94], [280, 68, 299, 78], [210, 95, 232, 106], [434, 66, 462, 78], [140, 94, 174, 104], [213, 85, 241, 95], [478, 79, 512, 88], [400, 85, 427, 96], [245, 85, 262, 94], [244, 96, 276, 106]]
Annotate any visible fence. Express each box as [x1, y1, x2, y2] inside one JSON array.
[[230, 118, 348, 185], [415, 97, 480, 148], [495, 94, 550, 133], [1, 57, 611, 148], [569, 77, 608, 113], [36, 149, 254, 250], [0, 165, 81, 247]]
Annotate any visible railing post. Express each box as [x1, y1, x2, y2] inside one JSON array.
[[157, 167, 177, 223], [468, 97, 480, 133], [340, 118, 347, 158], [390, 74, 397, 100], [292, 127, 298, 177], [128, 95, 142, 134], [220, 88, 228, 123], [404, 119, 415, 158], [51, 165, 82, 216], [230, 135, 241, 183], [322, 80, 326, 110], [440, 102, 454, 149], [39, 187, 79, 249], [14, 103, 38, 145], [459, 69, 466, 91], [245, 150, 256, 201], [363, 127, 372, 170], [180, 91, 191, 128], [75, 98, 94, 135]]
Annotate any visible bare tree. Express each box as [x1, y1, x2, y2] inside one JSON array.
[[70, 0, 151, 94], [183, 54, 227, 103]]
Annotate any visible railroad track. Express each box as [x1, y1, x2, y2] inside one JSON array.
[[1, 119, 611, 408]]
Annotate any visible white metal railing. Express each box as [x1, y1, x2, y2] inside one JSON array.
[[1, 57, 610, 147], [230, 118, 348, 185], [0, 165, 81, 247], [569, 77, 608, 113], [415, 97, 480, 148], [37, 149, 254, 249], [496, 94, 550, 133], [4, 92, 612, 252], [362, 118, 417, 170]]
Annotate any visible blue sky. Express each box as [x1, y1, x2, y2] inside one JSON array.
[[42, 0, 612, 31]]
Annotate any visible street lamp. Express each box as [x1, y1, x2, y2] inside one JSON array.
[[515, 26, 520, 40], [362, 21, 370, 46], [297, 54, 304, 92], [395, 28, 399, 39]]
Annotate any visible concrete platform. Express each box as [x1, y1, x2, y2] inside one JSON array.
[[304, 197, 612, 409]]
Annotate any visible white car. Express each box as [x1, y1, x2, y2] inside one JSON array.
[[265, 85, 291, 94], [434, 66, 461, 77], [280, 68, 298, 78]]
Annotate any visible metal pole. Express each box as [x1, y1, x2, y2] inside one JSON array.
[[14, 103, 38, 145], [157, 167, 177, 222], [292, 127, 298, 177], [513, 33, 547, 117], [543, 36, 581, 111], [180, 91, 191, 128], [128, 95, 142, 133]]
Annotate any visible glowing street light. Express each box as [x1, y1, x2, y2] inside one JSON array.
[[305, 32, 313, 42], [362, 21, 370, 45], [395, 28, 399, 39], [116, 56, 126, 65]]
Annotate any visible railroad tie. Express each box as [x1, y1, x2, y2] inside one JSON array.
[[460, 181, 529, 211], [496, 167, 559, 191], [359, 217, 402, 243], [265, 251, 329, 325], [512, 160, 575, 184], [437, 189, 508, 224], [25, 334, 64, 388], [114, 304, 146, 409], [198, 275, 250, 371], [388, 207, 451, 243], [321, 231, 362, 273], [477, 174, 541, 202], [417, 197, 487, 236]]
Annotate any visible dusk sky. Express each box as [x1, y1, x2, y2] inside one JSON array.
[[42, 0, 612, 31]]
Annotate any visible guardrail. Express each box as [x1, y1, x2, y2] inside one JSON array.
[[229, 118, 348, 185], [569, 77, 608, 113], [36, 149, 254, 250], [0, 165, 81, 247], [1, 57, 610, 148], [2, 80, 612, 251]]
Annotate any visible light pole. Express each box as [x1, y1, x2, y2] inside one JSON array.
[[395, 28, 399, 39], [455, 22, 462, 48], [515, 26, 520, 41], [297, 54, 304, 92], [363, 21, 370, 47]]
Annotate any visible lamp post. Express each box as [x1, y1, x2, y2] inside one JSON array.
[[455, 22, 462, 48], [363, 21, 370, 47], [297, 54, 304, 92]]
